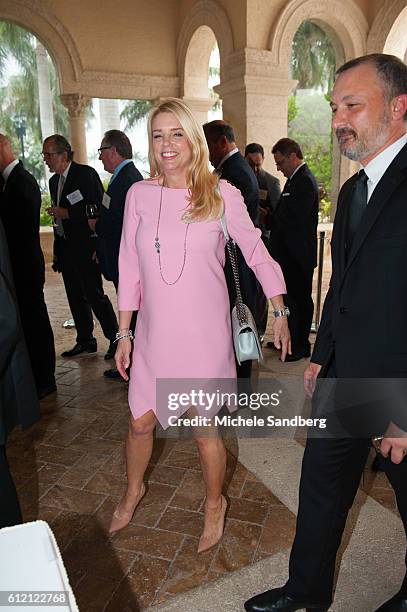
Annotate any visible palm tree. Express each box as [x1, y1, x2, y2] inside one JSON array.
[[0, 22, 68, 184], [291, 21, 336, 92]]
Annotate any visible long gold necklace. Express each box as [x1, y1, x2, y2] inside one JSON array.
[[154, 183, 189, 286]]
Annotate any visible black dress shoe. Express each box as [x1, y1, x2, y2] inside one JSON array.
[[375, 593, 407, 611], [244, 587, 330, 612], [103, 367, 124, 380], [282, 351, 311, 363], [104, 341, 117, 360], [61, 340, 97, 357]]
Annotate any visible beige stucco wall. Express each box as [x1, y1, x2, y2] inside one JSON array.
[[51, 0, 180, 76], [1, 0, 401, 100], [1, 0, 406, 205]]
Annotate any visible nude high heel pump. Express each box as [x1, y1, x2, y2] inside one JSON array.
[[198, 494, 227, 553], [109, 483, 146, 534]]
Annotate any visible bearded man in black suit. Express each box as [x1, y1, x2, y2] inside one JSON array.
[[43, 135, 118, 359], [0, 134, 56, 398], [245, 53, 407, 612]]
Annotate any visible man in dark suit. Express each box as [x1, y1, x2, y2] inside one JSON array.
[[0, 134, 56, 399], [203, 120, 260, 381], [43, 135, 118, 358], [0, 218, 40, 528], [245, 142, 281, 216], [267, 138, 318, 362], [245, 54, 407, 612], [245, 142, 282, 338], [92, 130, 143, 378]]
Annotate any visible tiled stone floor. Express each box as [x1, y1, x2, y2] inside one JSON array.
[[6, 270, 299, 611], [7, 266, 397, 611]]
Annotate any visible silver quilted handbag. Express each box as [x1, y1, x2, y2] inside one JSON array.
[[220, 214, 263, 365]]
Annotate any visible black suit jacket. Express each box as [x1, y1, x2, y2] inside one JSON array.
[[312, 143, 407, 430], [219, 152, 259, 224], [49, 161, 104, 261], [219, 151, 260, 309], [0, 219, 39, 445], [257, 169, 281, 212], [0, 162, 45, 294], [269, 164, 319, 271], [96, 162, 143, 283]]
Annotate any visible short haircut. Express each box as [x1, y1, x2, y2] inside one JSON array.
[[203, 120, 235, 143], [272, 138, 303, 159], [103, 129, 132, 159], [336, 53, 407, 119], [245, 143, 264, 157], [44, 135, 74, 161]]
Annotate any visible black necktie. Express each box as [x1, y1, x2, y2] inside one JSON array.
[[347, 169, 368, 249]]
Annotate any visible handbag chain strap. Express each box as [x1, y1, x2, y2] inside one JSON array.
[[220, 212, 248, 326]]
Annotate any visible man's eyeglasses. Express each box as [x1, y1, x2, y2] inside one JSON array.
[[98, 146, 112, 155], [41, 151, 61, 159]]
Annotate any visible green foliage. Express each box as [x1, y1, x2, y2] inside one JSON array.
[[319, 196, 332, 222], [289, 93, 333, 194], [291, 21, 336, 92], [0, 22, 68, 188], [40, 192, 52, 226], [287, 96, 298, 126], [121, 100, 153, 130], [290, 23, 336, 201]]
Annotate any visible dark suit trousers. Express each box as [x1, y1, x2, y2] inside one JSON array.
[[58, 239, 118, 344], [286, 396, 407, 602], [16, 286, 56, 390], [282, 261, 314, 355], [0, 445, 22, 529]]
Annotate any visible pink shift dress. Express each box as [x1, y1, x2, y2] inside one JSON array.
[[117, 179, 286, 424]]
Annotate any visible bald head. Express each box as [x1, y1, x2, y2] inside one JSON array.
[[0, 134, 15, 172]]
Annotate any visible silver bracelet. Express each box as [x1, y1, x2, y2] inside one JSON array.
[[114, 330, 134, 343]]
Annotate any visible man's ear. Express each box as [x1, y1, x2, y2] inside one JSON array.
[[219, 135, 228, 149], [392, 94, 407, 120]]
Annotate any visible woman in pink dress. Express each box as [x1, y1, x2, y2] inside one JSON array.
[[111, 98, 290, 552]]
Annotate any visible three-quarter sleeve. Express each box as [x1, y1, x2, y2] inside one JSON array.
[[221, 180, 286, 299], [117, 184, 141, 311]]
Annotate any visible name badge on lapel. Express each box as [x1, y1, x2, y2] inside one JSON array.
[[66, 190, 83, 205], [282, 192, 290, 197], [102, 193, 111, 209]]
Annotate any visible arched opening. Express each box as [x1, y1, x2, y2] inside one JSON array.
[[183, 25, 219, 124], [288, 20, 336, 221], [383, 6, 407, 61], [268, 0, 368, 215], [0, 21, 68, 191]]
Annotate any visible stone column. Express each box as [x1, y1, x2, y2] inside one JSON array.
[[182, 96, 214, 126], [60, 94, 91, 164], [214, 50, 297, 174]]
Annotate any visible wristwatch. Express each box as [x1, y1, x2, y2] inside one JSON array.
[[272, 306, 290, 318]]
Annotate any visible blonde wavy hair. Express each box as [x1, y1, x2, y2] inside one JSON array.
[[147, 98, 223, 222]]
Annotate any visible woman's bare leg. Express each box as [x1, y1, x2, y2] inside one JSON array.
[[194, 429, 227, 552], [110, 409, 157, 532]]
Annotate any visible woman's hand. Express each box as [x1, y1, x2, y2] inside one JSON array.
[[114, 338, 132, 381], [273, 317, 291, 361]]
